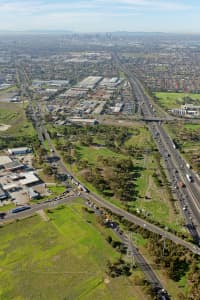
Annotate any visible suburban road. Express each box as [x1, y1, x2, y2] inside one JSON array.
[[86, 201, 170, 299], [13, 65, 200, 299], [2, 190, 200, 256], [15, 64, 200, 254]]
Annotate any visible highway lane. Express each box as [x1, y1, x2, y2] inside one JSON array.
[[113, 52, 200, 244], [16, 65, 200, 251], [153, 130, 200, 241]]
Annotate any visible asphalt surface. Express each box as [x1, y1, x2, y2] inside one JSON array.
[[113, 52, 200, 245], [87, 192, 200, 255], [13, 65, 200, 299], [16, 65, 200, 253], [1, 194, 78, 223]]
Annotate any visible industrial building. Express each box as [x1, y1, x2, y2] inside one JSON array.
[[8, 147, 32, 155], [99, 77, 121, 88], [19, 172, 40, 186], [69, 118, 99, 125], [0, 156, 12, 168], [77, 76, 103, 89], [0, 186, 8, 201]]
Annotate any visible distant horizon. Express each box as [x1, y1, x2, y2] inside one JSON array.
[[1, 30, 200, 35], [0, 1, 199, 33]]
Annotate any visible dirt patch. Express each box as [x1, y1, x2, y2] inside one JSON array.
[[104, 277, 110, 284], [0, 124, 11, 131], [37, 209, 49, 222], [90, 145, 105, 150]]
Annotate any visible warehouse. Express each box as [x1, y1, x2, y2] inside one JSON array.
[[0, 156, 12, 168], [19, 172, 40, 186], [8, 147, 32, 155]]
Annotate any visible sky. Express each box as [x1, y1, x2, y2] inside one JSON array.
[[0, 0, 199, 33]]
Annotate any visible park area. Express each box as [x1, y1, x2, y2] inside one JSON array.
[[0, 201, 148, 300], [53, 123, 184, 233]]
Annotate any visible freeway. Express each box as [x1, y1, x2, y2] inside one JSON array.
[[16, 64, 200, 253], [113, 52, 200, 245]]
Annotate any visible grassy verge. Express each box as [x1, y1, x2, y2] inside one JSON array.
[[0, 203, 15, 212], [131, 232, 188, 299]]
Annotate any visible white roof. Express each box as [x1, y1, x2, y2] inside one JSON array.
[[2, 183, 18, 191], [0, 156, 12, 166], [8, 147, 29, 153], [19, 172, 39, 186]]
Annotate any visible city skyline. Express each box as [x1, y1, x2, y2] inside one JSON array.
[[0, 0, 200, 33]]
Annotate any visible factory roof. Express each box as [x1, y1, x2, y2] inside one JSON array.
[[0, 156, 12, 166], [19, 172, 39, 186]]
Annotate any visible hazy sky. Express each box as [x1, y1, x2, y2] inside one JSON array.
[[0, 0, 199, 33]]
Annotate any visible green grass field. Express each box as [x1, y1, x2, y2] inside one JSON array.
[[0, 101, 35, 137], [0, 203, 15, 213], [124, 127, 154, 149], [183, 123, 200, 130], [0, 201, 146, 300], [59, 128, 183, 232], [76, 145, 125, 165], [154, 92, 200, 109], [128, 155, 184, 232]]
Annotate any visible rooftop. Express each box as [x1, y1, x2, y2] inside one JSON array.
[[19, 172, 39, 186], [0, 156, 12, 166]]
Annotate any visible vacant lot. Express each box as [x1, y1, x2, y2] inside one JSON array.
[[0, 201, 146, 300], [0, 101, 35, 137]]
